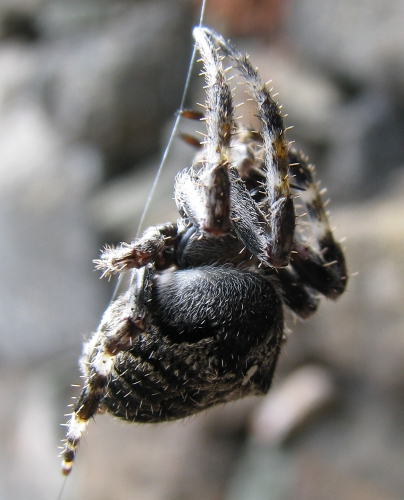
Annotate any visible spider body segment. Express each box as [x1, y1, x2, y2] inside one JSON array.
[[61, 27, 347, 474]]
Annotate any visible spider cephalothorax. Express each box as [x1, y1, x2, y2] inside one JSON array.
[[61, 27, 347, 474]]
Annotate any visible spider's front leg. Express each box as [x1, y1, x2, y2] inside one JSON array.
[[185, 27, 295, 267], [61, 264, 155, 475], [180, 27, 234, 236], [202, 27, 296, 267]]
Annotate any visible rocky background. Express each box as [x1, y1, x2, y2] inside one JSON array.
[[0, 0, 404, 499]]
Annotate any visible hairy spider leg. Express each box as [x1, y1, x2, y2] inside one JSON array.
[[288, 149, 347, 299], [177, 30, 293, 268], [193, 27, 234, 235], [202, 27, 295, 267], [61, 265, 156, 475], [179, 114, 266, 199], [61, 224, 179, 474], [93, 223, 178, 279]]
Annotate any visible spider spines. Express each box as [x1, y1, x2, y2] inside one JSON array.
[[321, 260, 338, 268]]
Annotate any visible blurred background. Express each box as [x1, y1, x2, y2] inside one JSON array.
[[1, 0, 404, 499]]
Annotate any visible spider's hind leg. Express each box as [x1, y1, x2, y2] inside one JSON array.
[[61, 266, 155, 475]]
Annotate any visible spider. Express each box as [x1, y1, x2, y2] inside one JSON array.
[[61, 27, 347, 475]]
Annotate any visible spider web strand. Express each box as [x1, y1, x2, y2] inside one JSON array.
[[110, 0, 207, 302]]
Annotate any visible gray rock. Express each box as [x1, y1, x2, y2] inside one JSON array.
[[287, 0, 404, 87], [0, 101, 104, 363], [37, 0, 192, 177]]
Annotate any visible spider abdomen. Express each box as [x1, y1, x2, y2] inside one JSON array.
[[101, 266, 284, 423]]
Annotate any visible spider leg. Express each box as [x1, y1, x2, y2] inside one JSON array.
[[61, 265, 155, 475], [201, 27, 295, 267], [94, 223, 178, 278], [228, 166, 282, 260], [272, 267, 320, 319], [186, 27, 234, 236], [288, 149, 348, 299]]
